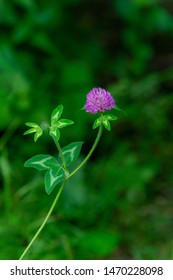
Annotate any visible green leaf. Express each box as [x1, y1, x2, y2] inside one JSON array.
[[23, 128, 37, 135], [56, 119, 74, 129], [24, 154, 59, 170], [51, 105, 63, 125], [34, 129, 43, 142], [93, 118, 101, 129], [24, 123, 43, 141], [59, 142, 84, 166], [25, 122, 39, 128], [102, 119, 111, 131], [106, 114, 118, 121], [45, 167, 64, 195], [49, 126, 60, 142]]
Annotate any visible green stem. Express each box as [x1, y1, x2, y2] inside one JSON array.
[[53, 138, 67, 169], [19, 124, 103, 259], [69, 124, 103, 178], [19, 180, 67, 260]]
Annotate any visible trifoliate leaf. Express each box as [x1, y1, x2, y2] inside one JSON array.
[[24, 154, 60, 170], [45, 167, 64, 195], [24, 123, 43, 141], [58, 142, 84, 166], [51, 105, 63, 125]]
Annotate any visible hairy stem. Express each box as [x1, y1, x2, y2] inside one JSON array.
[[19, 180, 67, 260]]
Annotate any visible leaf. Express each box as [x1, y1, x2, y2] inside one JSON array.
[[24, 123, 43, 141], [106, 114, 118, 121], [34, 129, 43, 142], [56, 119, 74, 129], [51, 105, 63, 125], [24, 154, 65, 195], [49, 126, 60, 142], [23, 128, 37, 135], [45, 167, 65, 195], [58, 142, 84, 166], [102, 119, 111, 131], [24, 154, 59, 170], [93, 118, 101, 129], [25, 122, 39, 128]]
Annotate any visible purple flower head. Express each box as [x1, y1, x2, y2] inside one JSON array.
[[84, 87, 115, 114]]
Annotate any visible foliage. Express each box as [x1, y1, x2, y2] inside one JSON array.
[[24, 141, 83, 195], [0, 0, 173, 259]]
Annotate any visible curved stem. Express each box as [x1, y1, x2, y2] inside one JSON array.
[[69, 124, 103, 178], [19, 180, 67, 260], [19, 124, 103, 259]]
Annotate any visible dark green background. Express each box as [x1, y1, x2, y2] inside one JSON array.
[[0, 0, 173, 259]]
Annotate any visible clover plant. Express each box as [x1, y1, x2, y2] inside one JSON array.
[[19, 87, 123, 259]]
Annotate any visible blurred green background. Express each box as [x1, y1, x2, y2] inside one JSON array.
[[0, 0, 173, 260]]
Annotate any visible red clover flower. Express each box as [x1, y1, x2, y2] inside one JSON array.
[[84, 87, 115, 114]]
